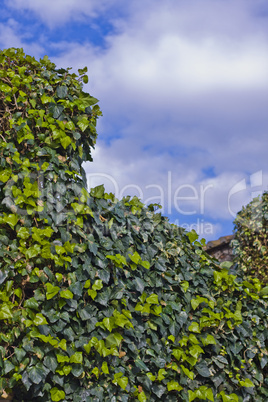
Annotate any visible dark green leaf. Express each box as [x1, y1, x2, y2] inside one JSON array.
[[56, 86, 68, 98]]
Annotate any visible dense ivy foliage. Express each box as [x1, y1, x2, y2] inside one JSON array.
[[232, 192, 268, 284], [0, 48, 267, 401]]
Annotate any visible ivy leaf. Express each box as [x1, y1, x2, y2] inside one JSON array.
[[239, 378, 254, 387], [188, 322, 201, 333], [33, 313, 48, 326], [60, 135, 72, 149], [50, 387, 65, 401], [135, 358, 149, 372], [90, 184, 105, 198], [77, 116, 89, 132], [0, 171, 11, 182], [259, 286, 268, 296], [70, 352, 83, 364], [44, 355, 58, 373], [146, 294, 159, 304], [138, 391, 147, 402], [187, 230, 199, 243], [0, 304, 13, 320], [92, 279, 103, 291], [88, 289, 97, 300], [201, 334, 216, 346], [28, 363, 48, 384], [17, 227, 30, 239], [181, 365, 195, 380], [167, 380, 183, 392], [102, 361, 109, 374], [128, 251, 140, 264], [56, 86, 68, 98], [24, 297, 39, 311], [51, 104, 64, 119], [4, 214, 18, 229], [195, 361, 211, 378], [60, 289, 74, 299], [46, 283, 60, 300]]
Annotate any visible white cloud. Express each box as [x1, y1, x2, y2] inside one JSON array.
[[5, 0, 126, 28], [0, 20, 23, 49], [0, 19, 44, 56]]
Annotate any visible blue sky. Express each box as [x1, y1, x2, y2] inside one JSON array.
[[1, 0, 268, 241]]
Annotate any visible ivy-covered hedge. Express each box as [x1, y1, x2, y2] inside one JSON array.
[[232, 191, 268, 284], [0, 48, 267, 401]]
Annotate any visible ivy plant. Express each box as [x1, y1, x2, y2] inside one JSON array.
[[232, 191, 268, 284], [0, 48, 267, 401]]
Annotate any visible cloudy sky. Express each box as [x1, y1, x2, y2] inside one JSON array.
[[1, 0, 268, 240]]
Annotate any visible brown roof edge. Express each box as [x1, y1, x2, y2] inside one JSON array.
[[205, 235, 234, 252]]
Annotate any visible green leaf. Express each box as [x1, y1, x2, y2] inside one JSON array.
[[259, 286, 268, 296], [138, 391, 147, 402], [60, 289, 74, 299], [181, 365, 195, 380], [90, 184, 105, 198], [195, 361, 211, 377], [25, 244, 41, 259], [33, 313, 48, 326], [187, 230, 199, 243], [46, 283, 60, 300], [88, 289, 97, 300], [4, 214, 19, 229], [188, 321, 201, 333], [219, 391, 239, 401], [17, 227, 30, 239], [91, 366, 100, 378], [84, 342, 91, 354], [0, 82, 12, 92], [189, 386, 214, 402], [220, 261, 233, 269], [50, 387, 65, 401], [128, 251, 140, 264], [167, 380, 183, 392], [78, 66, 88, 75], [56, 86, 68, 98], [51, 104, 64, 119], [201, 334, 216, 346], [77, 92, 99, 110], [82, 75, 89, 84], [4, 360, 15, 374], [239, 378, 254, 387], [141, 260, 150, 269], [24, 297, 39, 311], [0, 170, 11, 182], [55, 273, 63, 282], [105, 332, 123, 348], [172, 349, 183, 361], [0, 304, 13, 320], [58, 339, 67, 351], [135, 358, 149, 372], [102, 361, 109, 374], [28, 364, 47, 384], [77, 116, 89, 132], [70, 352, 83, 364], [146, 294, 159, 304], [84, 279, 91, 289], [189, 345, 204, 359], [14, 348, 26, 362], [92, 279, 103, 291], [60, 135, 73, 149], [56, 354, 70, 363], [181, 281, 189, 292], [44, 355, 58, 373], [103, 317, 115, 332]]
